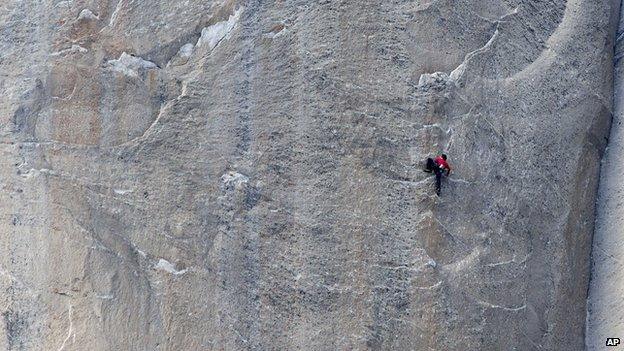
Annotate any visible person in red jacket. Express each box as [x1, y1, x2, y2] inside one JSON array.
[[434, 154, 451, 175], [425, 154, 451, 195]]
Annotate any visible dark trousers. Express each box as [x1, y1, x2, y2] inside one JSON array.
[[434, 167, 442, 195]]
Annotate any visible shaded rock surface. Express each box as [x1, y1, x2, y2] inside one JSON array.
[[0, 0, 620, 350], [586, 2, 624, 349]]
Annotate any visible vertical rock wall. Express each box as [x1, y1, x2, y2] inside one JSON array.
[[0, 0, 620, 350], [587, 1, 624, 349]]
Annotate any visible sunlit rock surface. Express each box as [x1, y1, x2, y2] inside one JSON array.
[[0, 0, 619, 350]]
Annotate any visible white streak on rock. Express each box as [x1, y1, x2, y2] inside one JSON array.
[[50, 45, 88, 57], [196, 8, 244, 51], [20, 168, 54, 179], [78, 9, 99, 21], [178, 43, 194, 58], [448, 178, 473, 185], [449, 63, 466, 81], [55, 1, 72, 8], [95, 294, 114, 300], [167, 43, 196, 68], [477, 300, 526, 312], [418, 71, 451, 90], [485, 257, 515, 267], [109, 0, 124, 27], [107, 52, 158, 77], [414, 281, 442, 290], [155, 259, 187, 275], [57, 304, 74, 351], [136, 248, 147, 258]]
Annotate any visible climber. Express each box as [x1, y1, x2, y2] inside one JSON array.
[[424, 154, 451, 195]]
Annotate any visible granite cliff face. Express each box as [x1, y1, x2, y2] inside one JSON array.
[[587, 2, 624, 349], [0, 0, 620, 350]]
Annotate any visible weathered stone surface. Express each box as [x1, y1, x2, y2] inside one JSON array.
[[0, 0, 620, 350], [587, 3, 624, 349]]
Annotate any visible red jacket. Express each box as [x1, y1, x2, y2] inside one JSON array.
[[434, 156, 451, 172]]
